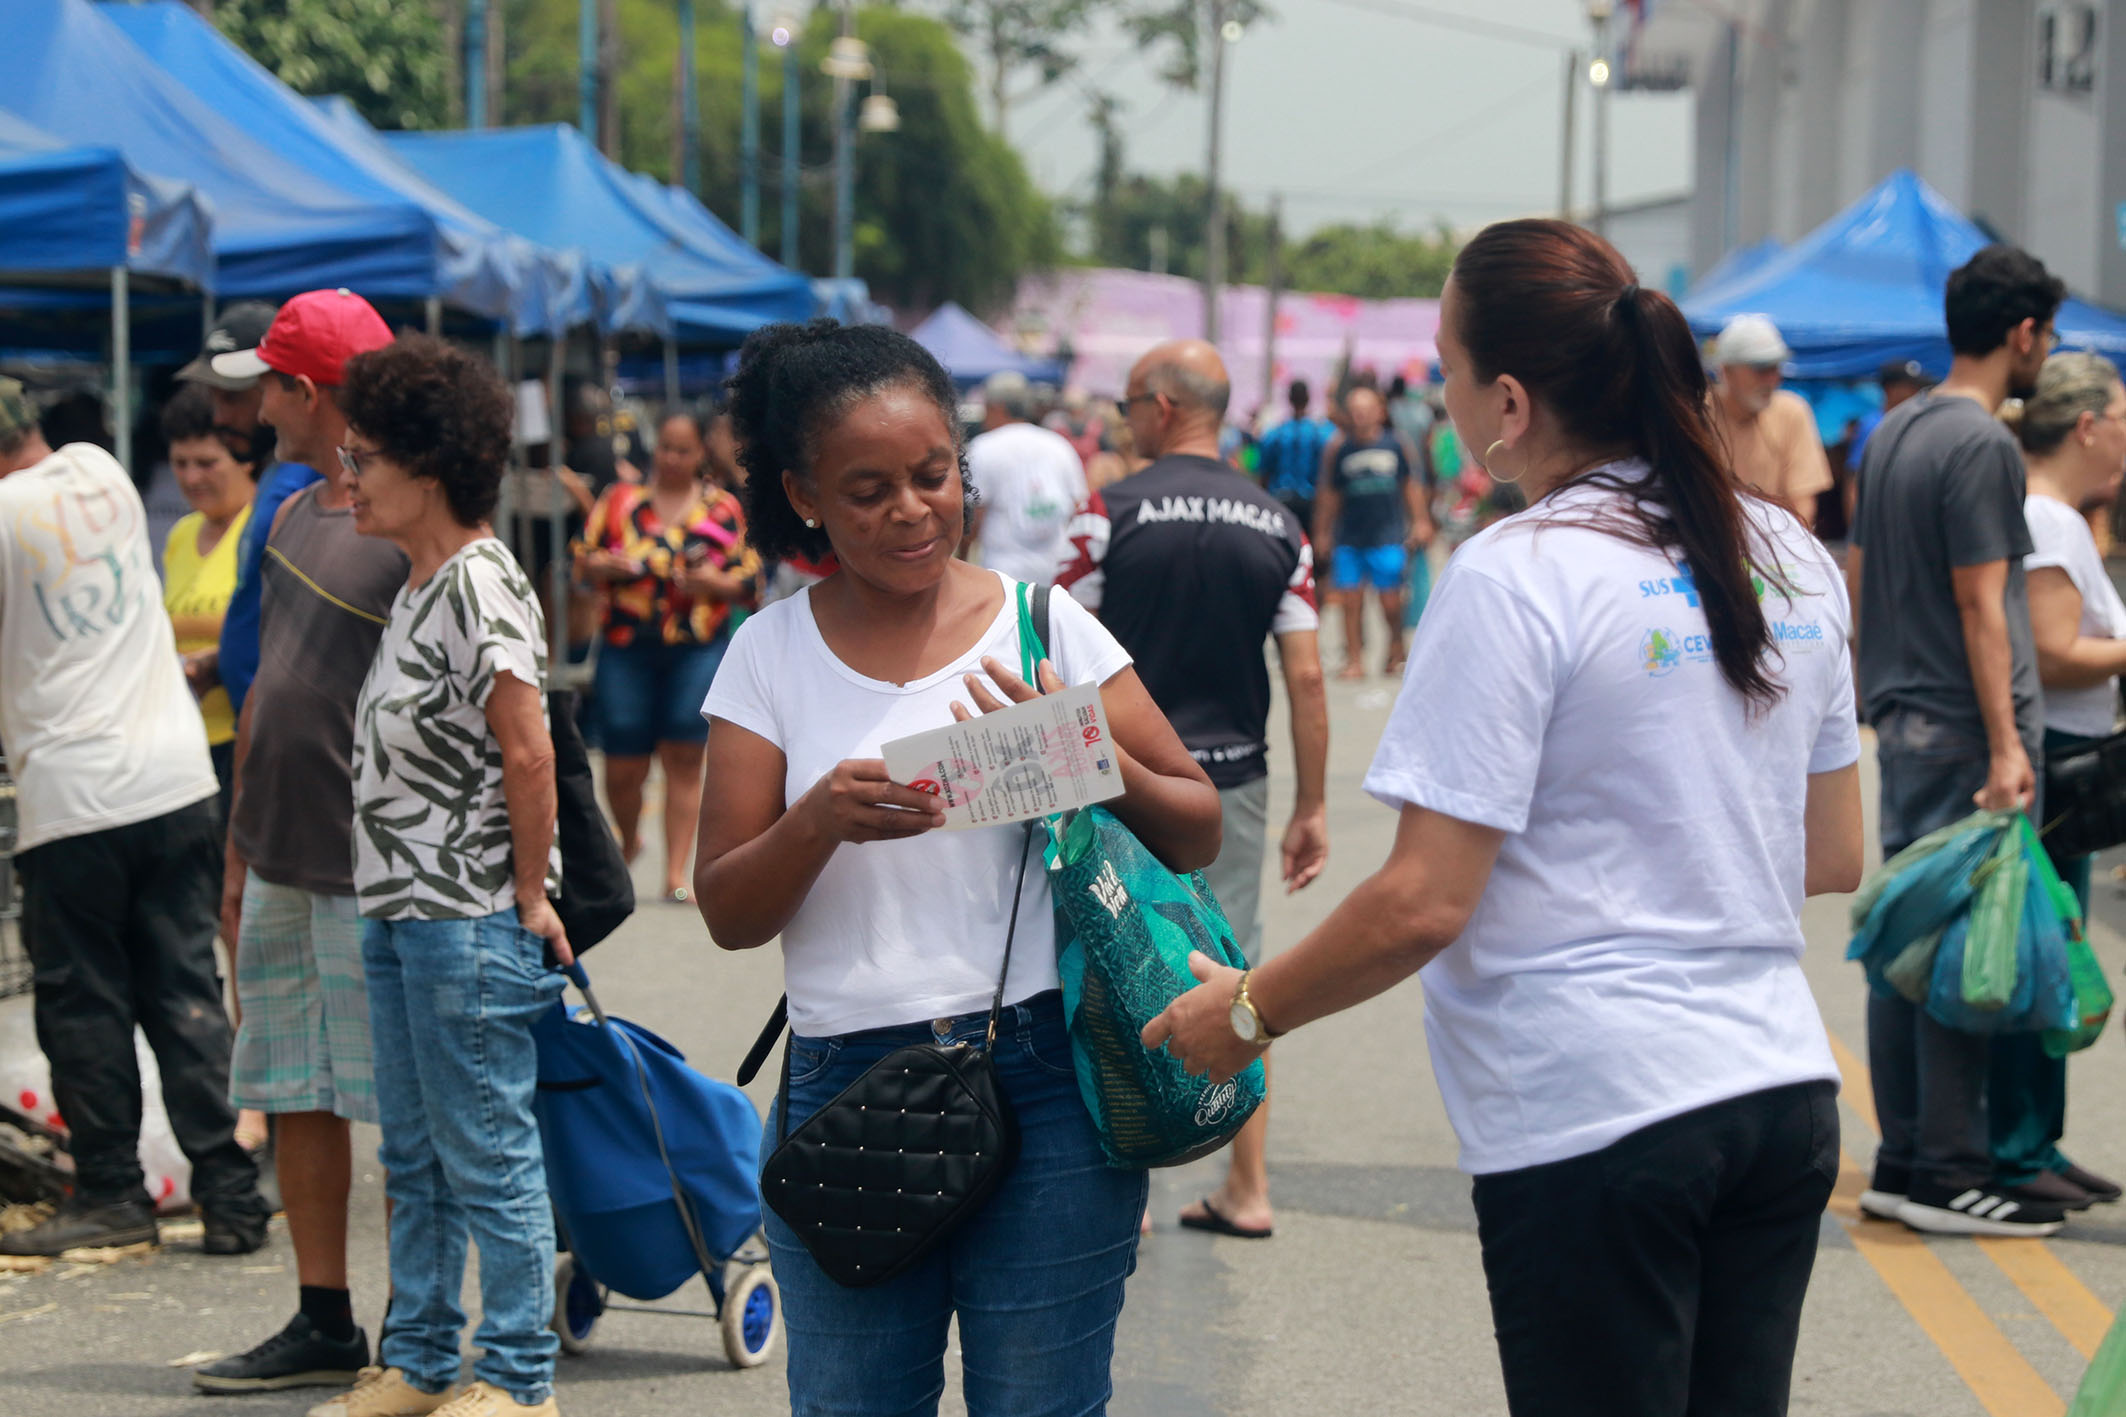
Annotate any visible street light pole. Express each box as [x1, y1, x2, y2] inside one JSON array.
[[466, 0, 489, 128], [832, 13, 855, 282], [679, 0, 699, 195], [742, 4, 761, 244], [1557, 48, 1578, 220], [1202, 0, 1232, 343], [579, 0, 597, 138], [1588, 1, 1613, 239], [781, 24, 800, 268]]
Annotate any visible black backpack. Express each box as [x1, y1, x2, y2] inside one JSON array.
[[547, 689, 634, 957]]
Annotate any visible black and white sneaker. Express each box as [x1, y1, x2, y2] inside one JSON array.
[[1896, 1182, 2067, 1237], [192, 1313, 371, 1393], [1858, 1162, 1909, 1221]]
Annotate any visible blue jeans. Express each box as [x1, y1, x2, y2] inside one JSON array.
[[765, 991, 1147, 1417], [592, 634, 727, 756], [363, 908, 565, 1402]]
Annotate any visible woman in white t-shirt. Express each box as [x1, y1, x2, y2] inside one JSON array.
[[1992, 353, 2126, 1209], [1145, 221, 1865, 1417], [696, 322, 1219, 1416]]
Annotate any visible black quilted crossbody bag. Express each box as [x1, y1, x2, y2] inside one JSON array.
[[744, 821, 1039, 1288]]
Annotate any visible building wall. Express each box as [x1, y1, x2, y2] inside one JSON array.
[[1678, 0, 2126, 306], [1604, 197, 1696, 296]]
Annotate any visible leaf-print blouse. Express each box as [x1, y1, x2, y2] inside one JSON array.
[[581, 482, 761, 648], [351, 538, 561, 921]]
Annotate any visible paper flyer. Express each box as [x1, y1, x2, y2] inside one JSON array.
[[880, 681, 1126, 830]]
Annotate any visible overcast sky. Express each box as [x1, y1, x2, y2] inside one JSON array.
[[1002, 0, 1694, 239]]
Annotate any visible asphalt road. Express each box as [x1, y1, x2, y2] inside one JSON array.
[[6, 672, 2126, 1416]]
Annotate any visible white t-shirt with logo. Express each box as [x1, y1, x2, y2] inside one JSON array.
[[0, 443, 217, 850], [1362, 473, 1858, 1175], [967, 421, 1090, 585], [2024, 493, 2126, 738], [702, 570, 1133, 1037]]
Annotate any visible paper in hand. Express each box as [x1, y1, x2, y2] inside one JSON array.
[[881, 680, 1126, 830]]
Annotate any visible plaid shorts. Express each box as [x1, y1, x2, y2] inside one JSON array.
[[229, 876, 378, 1123]]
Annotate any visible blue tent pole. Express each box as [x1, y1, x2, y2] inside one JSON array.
[[111, 267, 132, 478], [781, 31, 799, 268], [466, 0, 489, 128], [579, 0, 598, 140], [664, 338, 680, 408], [741, 3, 760, 244], [426, 297, 443, 336]]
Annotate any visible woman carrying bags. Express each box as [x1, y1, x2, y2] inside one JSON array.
[[577, 408, 758, 903], [1144, 220, 1866, 1417], [694, 321, 1219, 1417], [1991, 352, 2126, 1211]]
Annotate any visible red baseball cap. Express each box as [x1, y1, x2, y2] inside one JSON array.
[[210, 288, 393, 388]]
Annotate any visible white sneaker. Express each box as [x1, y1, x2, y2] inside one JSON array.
[[1857, 1188, 1906, 1220], [305, 1366, 459, 1417]]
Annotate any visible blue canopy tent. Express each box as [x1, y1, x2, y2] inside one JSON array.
[[1684, 170, 2126, 379], [911, 302, 1065, 387], [0, 0, 439, 302], [100, 0, 577, 337], [0, 109, 215, 471], [383, 124, 813, 367]]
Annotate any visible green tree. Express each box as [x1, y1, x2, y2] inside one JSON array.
[[933, 0, 1106, 138], [1080, 171, 1266, 284], [1283, 220, 1459, 300], [210, 0, 450, 131]]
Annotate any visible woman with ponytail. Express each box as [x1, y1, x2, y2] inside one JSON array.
[[1145, 220, 1865, 1417]]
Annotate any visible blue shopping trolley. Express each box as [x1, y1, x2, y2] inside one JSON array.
[[532, 963, 779, 1368]]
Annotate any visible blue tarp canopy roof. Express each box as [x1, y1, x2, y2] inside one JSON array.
[[911, 302, 1064, 385], [1684, 170, 2126, 379], [0, 109, 212, 287], [383, 124, 813, 344], [100, 1, 581, 334], [306, 96, 610, 337], [0, 0, 438, 299]]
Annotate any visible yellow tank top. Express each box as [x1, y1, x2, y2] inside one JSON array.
[[162, 503, 251, 746]]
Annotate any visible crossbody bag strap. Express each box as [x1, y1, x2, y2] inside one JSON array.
[[985, 821, 1039, 1049]]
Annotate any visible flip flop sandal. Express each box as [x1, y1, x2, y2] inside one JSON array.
[[665, 886, 692, 905], [1177, 1197, 1272, 1239]]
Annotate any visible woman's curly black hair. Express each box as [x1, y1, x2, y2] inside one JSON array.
[[724, 319, 970, 562], [340, 333, 513, 527]]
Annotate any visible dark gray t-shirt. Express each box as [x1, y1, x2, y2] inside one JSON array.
[[1851, 392, 2041, 750]]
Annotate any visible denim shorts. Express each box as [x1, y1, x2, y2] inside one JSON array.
[[765, 990, 1148, 1417], [1331, 541, 1407, 591], [592, 634, 727, 756]]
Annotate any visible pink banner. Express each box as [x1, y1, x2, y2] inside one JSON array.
[[1008, 268, 1440, 420]]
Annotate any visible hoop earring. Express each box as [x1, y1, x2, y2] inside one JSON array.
[[1485, 439, 1524, 484]]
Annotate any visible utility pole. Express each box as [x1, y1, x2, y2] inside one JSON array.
[[1149, 225, 1169, 277], [741, 4, 762, 244], [1201, 0, 1230, 343], [465, 0, 488, 128], [782, 29, 800, 268], [831, 7, 857, 282], [1589, 1, 1613, 239], [579, 0, 597, 138], [678, 0, 699, 195], [1558, 49, 1578, 221], [1261, 194, 1283, 415], [597, 0, 621, 156]]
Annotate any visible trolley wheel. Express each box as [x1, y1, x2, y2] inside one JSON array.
[[720, 1264, 780, 1369], [553, 1254, 605, 1355]]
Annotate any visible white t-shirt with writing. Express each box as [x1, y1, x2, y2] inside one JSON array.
[[1362, 472, 1858, 1175], [703, 570, 1132, 1037], [0, 443, 217, 849], [967, 421, 1090, 585], [2024, 493, 2126, 738]]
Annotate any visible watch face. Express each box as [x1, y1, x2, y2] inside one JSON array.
[[1229, 1001, 1260, 1042]]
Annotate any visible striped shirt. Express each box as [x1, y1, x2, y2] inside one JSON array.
[[1256, 415, 1337, 502]]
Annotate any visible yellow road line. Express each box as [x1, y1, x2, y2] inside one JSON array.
[[1831, 1155, 2067, 1416], [1979, 1240, 2114, 1359]]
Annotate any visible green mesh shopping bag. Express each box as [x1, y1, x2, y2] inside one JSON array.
[[1049, 805, 1266, 1168]]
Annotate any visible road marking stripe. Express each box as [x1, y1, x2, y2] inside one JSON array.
[[1831, 1154, 2066, 1416], [1978, 1240, 2113, 1359]]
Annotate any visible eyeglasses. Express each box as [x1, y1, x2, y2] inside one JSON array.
[[1119, 391, 1165, 412], [336, 444, 382, 478]]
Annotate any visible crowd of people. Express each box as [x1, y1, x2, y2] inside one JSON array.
[[0, 214, 2121, 1417]]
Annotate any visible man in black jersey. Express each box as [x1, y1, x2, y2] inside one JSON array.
[[1057, 339, 1328, 1239]]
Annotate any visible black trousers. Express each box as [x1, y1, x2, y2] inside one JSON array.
[[1472, 1081, 1839, 1417], [15, 800, 259, 1214]]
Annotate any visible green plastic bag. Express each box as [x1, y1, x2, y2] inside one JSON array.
[[1962, 821, 2029, 1010], [2069, 1304, 2126, 1415], [2029, 816, 2115, 1057], [1883, 927, 1944, 1005]]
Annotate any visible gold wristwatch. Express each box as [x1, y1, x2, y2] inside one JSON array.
[[1228, 970, 1279, 1047]]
